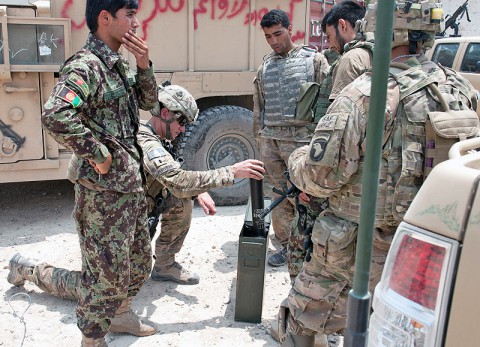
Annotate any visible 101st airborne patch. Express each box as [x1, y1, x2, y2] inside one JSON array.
[[310, 133, 330, 161]]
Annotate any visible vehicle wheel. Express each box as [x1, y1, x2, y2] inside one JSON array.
[[177, 105, 258, 206]]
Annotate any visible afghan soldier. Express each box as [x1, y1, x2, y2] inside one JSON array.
[[7, 84, 265, 334], [276, 1, 479, 346], [40, 1, 158, 346], [253, 9, 330, 271]]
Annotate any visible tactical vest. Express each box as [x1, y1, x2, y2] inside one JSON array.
[[297, 41, 375, 127], [329, 59, 478, 227], [262, 46, 316, 126]]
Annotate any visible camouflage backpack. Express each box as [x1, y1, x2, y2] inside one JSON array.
[[389, 61, 479, 221]]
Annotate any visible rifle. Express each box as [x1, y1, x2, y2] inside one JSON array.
[[259, 171, 300, 219], [437, 0, 470, 37], [0, 119, 25, 158], [147, 140, 179, 240], [147, 193, 168, 239]]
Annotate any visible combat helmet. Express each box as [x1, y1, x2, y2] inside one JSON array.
[[151, 82, 199, 123], [362, 0, 444, 52]]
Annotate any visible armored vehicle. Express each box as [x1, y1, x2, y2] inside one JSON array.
[[0, 0, 355, 204]]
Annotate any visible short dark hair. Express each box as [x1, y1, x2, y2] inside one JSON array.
[[321, 1, 365, 33], [86, 0, 139, 33], [260, 9, 290, 29]]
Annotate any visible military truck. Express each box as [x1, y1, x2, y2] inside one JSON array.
[[367, 136, 480, 346], [0, 0, 355, 204]]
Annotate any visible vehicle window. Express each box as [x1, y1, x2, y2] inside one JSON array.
[[460, 43, 480, 73], [8, 24, 66, 65], [431, 43, 459, 68]]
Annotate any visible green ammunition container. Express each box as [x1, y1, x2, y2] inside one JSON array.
[[234, 197, 271, 323]]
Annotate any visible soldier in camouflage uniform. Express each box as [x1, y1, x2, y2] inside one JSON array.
[[286, 1, 371, 286], [321, 1, 373, 101], [7, 85, 265, 333], [275, 1, 479, 346], [140, 84, 265, 285], [253, 9, 329, 271], [40, 1, 158, 346]]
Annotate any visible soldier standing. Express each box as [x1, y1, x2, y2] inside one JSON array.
[[253, 9, 329, 270], [321, 0, 372, 101], [276, 1, 479, 346], [41, 1, 158, 346]]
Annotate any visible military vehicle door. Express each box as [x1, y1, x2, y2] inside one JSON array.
[[0, 5, 70, 164]]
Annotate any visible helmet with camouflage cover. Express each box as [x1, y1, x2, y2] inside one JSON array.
[[362, 0, 444, 51], [151, 82, 199, 123]]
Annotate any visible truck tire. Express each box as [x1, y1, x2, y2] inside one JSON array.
[[177, 105, 258, 206]]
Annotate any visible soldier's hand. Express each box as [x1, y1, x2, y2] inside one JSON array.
[[89, 154, 112, 175], [122, 29, 150, 70], [197, 192, 217, 216], [232, 159, 265, 180], [299, 192, 310, 203]]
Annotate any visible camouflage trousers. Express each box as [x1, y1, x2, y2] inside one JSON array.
[[285, 213, 393, 336], [29, 263, 80, 300], [74, 184, 152, 339], [153, 194, 193, 268], [257, 137, 307, 247], [288, 196, 329, 278]]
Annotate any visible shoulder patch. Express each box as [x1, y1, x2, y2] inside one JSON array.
[[66, 72, 89, 99], [310, 133, 330, 161], [147, 147, 168, 160], [56, 86, 82, 108]]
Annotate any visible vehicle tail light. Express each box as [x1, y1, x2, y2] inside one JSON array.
[[368, 222, 458, 347]]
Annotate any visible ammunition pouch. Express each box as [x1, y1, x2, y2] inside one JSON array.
[[425, 107, 479, 177], [295, 82, 320, 123]]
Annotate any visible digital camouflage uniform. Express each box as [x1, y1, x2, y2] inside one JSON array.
[[137, 121, 235, 271], [41, 33, 157, 339], [284, 54, 478, 338], [253, 45, 329, 275], [13, 120, 238, 305]]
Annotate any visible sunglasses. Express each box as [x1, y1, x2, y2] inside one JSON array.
[[174, 112, 188, 126]]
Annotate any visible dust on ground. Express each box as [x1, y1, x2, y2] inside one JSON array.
[[0, 180, 291, 347]]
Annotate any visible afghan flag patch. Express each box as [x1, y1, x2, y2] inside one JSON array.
[[56, 86, 82, 108], [66, 72, 89, 99]]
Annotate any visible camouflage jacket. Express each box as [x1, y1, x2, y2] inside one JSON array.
[[289, 54, 478, 223], [42, 33, 157, 193], [330, 40, 374, 100], [253, 45, 329, 142], [137, 121, 234, 209]]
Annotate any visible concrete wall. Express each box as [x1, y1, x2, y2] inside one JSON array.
[[441, 1, 479, 37]]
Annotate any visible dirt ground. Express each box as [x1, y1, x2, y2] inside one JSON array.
[[0, 180, 292, 347]]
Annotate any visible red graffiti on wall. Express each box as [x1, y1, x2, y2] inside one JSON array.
[[60, 0, 306, 42]]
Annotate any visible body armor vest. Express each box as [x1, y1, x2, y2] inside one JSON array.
[[262, 46, 316, 126], [329, 57, 477, 228]]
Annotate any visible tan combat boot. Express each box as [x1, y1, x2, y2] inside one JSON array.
[[81, 334, 107, 347], [7, 253, 35, 286], [151, 255, 199, 285], [109, 297, 156, 337]]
